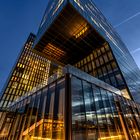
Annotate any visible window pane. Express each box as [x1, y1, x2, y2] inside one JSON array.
[[93, 85, 109, 138], [71, 76, 86, 140], [52, 79, 65, 139], [83, 81, 97, 139]]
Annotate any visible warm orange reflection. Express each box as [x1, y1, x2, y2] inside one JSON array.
[[31, 136, 51, 140], [23, 119, 44, 136], [121, 89, 131, 99], [74, 25, 88, 38], [43, 43, 65, 60], [98, 135, 122, 140], [22, 118, 64, 139]]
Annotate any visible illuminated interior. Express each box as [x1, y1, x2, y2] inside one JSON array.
[[1, 68, 140, 140], [0, 0, 139, 140], [43, 43, 66, 62], [22, 119, 64, 140], [34, 2, 132, 104], [73, 24, 88, 38], [34, 4, 105, 65], [0, 34, 51, 108]]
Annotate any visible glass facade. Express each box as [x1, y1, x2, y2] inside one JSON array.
[[71, 75, 136, 140], [0, 77, 65, 140], [35, 0, 67, 45], [0, 66, 140, 140], [69, 0, 140, 103], [0, 34, 51, 108], [74, 43, 131, 99], [1, 0, 140, 139], [34, 0, 140, 103]]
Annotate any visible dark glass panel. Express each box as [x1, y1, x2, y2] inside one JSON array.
[[103, 54, 108, 63], [100, 89, 118, 137], [93, 85, 109, 139], [99, 57, 104, 65], [52, 79, 65, 139], [44, 83, 55, 139], [108, 52, 113, 60], [71, 76, 86, 140], [95, 59, 100, 67], [83, 81, 98, 139]]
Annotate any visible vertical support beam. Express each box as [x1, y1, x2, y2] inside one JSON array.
[[65, 73, 72, 140]]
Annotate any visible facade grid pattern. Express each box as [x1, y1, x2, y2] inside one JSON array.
[[0, 67, 140, 140], [0, 34, 51, 108]]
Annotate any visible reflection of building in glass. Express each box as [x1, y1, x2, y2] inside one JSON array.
[[1, 66, 140, 140], [0, 33, 51, 108], [74, 43, 131, 99], [34, 0, 140, 103], [1, 0, 140, 139]]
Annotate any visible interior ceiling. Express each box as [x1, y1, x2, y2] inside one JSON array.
[[35, 4, 106, 65]]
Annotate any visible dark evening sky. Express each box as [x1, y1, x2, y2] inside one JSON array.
[[0, 0, 140, 92]]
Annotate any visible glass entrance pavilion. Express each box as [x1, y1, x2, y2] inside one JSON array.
[[1, 65, 140, 140]]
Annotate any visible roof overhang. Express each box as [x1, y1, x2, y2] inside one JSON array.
[[34, 4, 105, 65]]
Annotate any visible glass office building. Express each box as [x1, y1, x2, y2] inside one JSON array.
[[34, 0, 140, 103], [1, 0, 140, 139], [0, 33, 51, 108], [1, 66, 140, 140]]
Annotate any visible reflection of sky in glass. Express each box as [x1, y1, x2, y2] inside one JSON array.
[[93, 0, 140, 68]]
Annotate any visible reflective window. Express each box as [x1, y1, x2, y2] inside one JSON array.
[[83, 81, 97, 139], [71, 77, 86, 140]]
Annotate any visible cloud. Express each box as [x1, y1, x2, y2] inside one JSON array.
[[131, 48, 140, 54], [114, 12, 140, 28]]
